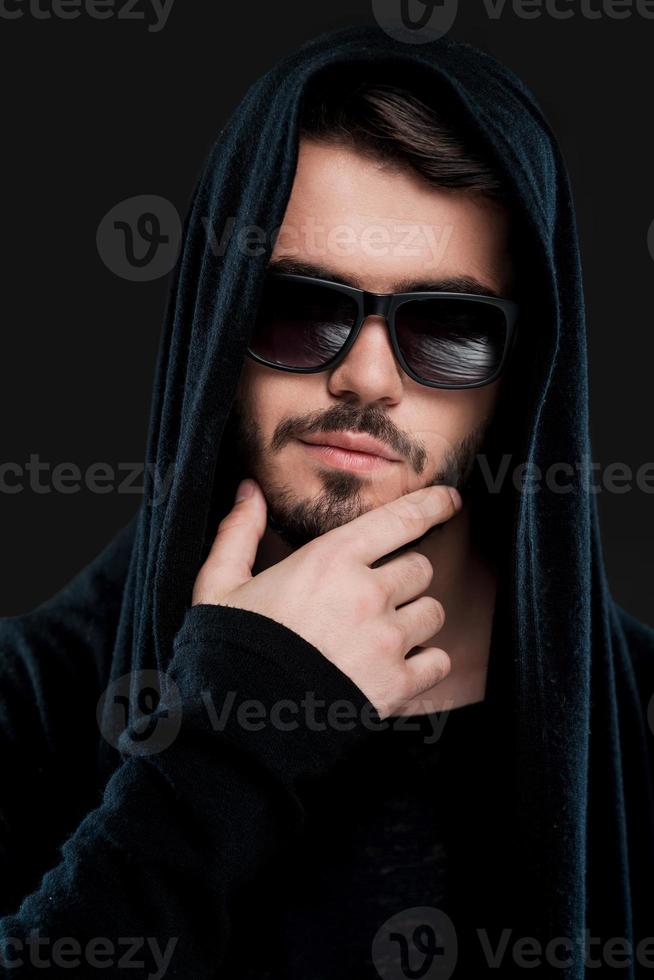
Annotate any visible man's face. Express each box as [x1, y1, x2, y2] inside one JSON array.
[[229, 138, 513, 549]]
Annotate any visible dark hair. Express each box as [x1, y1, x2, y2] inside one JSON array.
[[299, 69, 509, 202]]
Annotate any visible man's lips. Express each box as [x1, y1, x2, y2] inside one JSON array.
[[298, 431, 402, 462]]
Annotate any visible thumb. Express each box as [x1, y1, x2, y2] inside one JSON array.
[[192, 478, 267, 604]]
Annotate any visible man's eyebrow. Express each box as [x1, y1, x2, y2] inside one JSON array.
[[267, 258, 503, 298]]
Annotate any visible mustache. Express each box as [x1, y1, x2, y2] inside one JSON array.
[[270, 403, 428, 475], [225, 390, 491, 501]]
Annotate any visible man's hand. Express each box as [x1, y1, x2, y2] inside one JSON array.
[[192, 478, 462, 720]]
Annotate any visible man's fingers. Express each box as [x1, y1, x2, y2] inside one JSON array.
[[373, 550, 434, 607], [340, 485, 462, 566], [195, 479, 267, 600], [395, 595, 445, 644], [403, 646, 451, 694]]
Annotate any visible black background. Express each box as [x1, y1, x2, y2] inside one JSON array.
[[1, 0, 652, 624]]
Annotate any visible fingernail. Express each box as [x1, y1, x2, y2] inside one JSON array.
[[447, 487, 462, 512], [235, 478, 254, 502]]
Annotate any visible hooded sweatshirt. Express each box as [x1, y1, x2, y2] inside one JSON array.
[[1, 23, 653, 980]]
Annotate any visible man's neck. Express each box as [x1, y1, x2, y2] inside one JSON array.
[[399, 503, 496, 715], [253, 502, 496, 716]]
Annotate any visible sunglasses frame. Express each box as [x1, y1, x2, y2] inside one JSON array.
[[246, 272, 520, 390]]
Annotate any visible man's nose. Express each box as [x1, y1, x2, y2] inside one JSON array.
[[327, 315, 404, 404]]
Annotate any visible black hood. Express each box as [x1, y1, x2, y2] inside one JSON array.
[[97, 24, 654, 974]]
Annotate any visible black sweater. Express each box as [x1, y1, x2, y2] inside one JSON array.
[[225, 696, 490, 980], [0, 594, 500, 978]]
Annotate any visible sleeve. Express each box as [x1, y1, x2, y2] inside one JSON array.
[[0, 601, 382, 977]]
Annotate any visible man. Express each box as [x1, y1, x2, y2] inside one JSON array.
[[207, 77, 515, 717], [1, 24, 653, 980]]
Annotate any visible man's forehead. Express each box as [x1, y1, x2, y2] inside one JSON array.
[[272, 142, 514, 297]]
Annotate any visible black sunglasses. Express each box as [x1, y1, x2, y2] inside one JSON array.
[[246, 272, 519, 390]]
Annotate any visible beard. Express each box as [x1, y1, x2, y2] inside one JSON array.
[[222, 395, 491, 557]]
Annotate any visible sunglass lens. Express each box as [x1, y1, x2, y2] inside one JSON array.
[[250, 279, 358, 369], [395, 297, 508, 386]]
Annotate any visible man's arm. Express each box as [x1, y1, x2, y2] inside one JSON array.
[[0, 602, 379, 976], [0, 482, 458, 974]]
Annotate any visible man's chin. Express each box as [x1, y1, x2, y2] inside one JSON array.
[[265, 510, 312, 551], [262, 477, 452, 556]]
